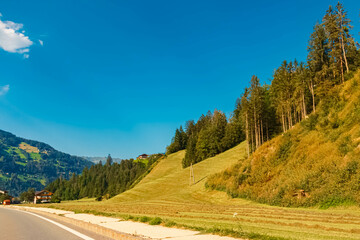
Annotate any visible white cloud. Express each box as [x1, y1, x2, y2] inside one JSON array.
[[39, 39, 43, 46], [0, 85, 10, 96], [0, 16, 33, 55], [4, 21, 23, 31]]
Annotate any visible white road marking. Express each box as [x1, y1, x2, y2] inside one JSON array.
[[22, 210, 95, 240]]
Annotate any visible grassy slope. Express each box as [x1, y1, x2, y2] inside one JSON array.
[[206, 70, 360, 209], [49, 140, 360, 240], [109, 141, 247, 204]]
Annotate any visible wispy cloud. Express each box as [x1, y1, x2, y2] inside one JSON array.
[[0, 85, 10, 96], [0, 14, 33, 56], [39, 39, 43, 46]]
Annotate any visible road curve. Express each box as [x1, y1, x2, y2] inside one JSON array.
[[0, 207, 107, 240]]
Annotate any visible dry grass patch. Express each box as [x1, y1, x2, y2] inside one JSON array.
[[18, 142, 39, 153]]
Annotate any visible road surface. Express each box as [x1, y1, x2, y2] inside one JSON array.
[[0, 207, 112, 240]]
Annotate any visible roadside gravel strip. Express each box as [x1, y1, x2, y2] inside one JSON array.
[[9, 206, 241, 240]]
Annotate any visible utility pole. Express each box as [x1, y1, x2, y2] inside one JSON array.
[[189, 163, 195, 185]]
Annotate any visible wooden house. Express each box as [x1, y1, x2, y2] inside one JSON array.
[[34, 190, 53, 204], [0, 190, 8, 195], [137, 154, 149, 159]]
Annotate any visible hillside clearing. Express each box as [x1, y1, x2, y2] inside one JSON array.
[[19, 142, 39, 153]]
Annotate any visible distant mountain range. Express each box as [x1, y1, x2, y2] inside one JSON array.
[[0, 129, 93, 196], [82, 156, 123, 164]]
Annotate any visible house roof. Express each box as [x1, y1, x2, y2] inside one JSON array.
[[35, 190, 53, 196]]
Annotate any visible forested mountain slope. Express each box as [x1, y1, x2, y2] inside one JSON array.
[[46, 154, 164, 201], [207, 71, 360, 208], [0, 129, 93, 196]]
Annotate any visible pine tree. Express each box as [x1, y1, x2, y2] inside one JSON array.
[[323, 3, 354, 83], [106, 154, 113, 166], [166, 126, 187, 154], [335, 2, 352, 74], [240, 88, 250, 157], [307, 23, 330, 110]]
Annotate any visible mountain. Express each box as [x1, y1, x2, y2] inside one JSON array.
[[82, 156, 123, 164], [0, 129, 93, 196], [206, 71, 360, 208]]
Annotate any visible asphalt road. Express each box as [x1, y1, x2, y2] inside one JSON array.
[[0, 207, 113, 240]]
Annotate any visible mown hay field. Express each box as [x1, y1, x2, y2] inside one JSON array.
[[44, 142, 360, 240]]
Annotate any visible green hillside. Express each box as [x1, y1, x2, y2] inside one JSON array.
[[109, 141, 246, 204], [0, 129, 93, 196], [207, 70, 360, 208], [51, 140, 360, 240]]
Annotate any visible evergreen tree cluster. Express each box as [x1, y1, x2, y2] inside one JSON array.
[[166, 126, 188, 154], [307, 3, 359, 97], [242, 2, 360, 155], [45, 154, 163, 201], [167, 109, 245, 168], [240, 76, 277, 156], [167, 2, 360, 164]]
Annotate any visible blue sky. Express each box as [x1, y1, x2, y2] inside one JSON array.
[[0, 0, 358, 158]]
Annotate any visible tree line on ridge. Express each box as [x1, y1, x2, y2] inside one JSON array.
[[167, 2, 360, 165]]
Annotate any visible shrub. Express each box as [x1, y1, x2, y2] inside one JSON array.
[[327, 128, 342, 142], [271, 187, 286, 206], [351, 78, 358, 88], [237, 173, 249, 185], [320, 90, 342, 116], [149, 217, 162, 225], [338, 135, 352, 156], [50, 196, 61, 203], [330, 114, 341, 129], [140, 216, 150, 222], [301, 114, 318, 131], [339, 160, 358, 183], [123, 215, 134, 220], [319, 195, 356, 209], [272, 135, 292, 166], [164, 220, 176, 227]]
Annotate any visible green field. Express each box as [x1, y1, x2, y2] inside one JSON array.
[[134, 158, 149, 165], [29, 152, 41, 161], [0, 173, 7, 181], [43, 141, 360, 240], [15, 161, 26, 166]]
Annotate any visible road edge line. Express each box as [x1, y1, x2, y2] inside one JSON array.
[[22, 210, 95, 240]]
